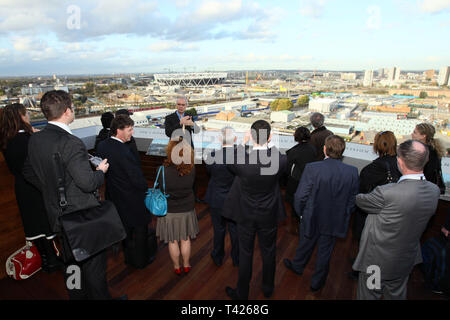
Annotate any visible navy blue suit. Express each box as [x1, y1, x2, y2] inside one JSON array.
[[291, 158, 359, 289], [205, 146, 239, 266]]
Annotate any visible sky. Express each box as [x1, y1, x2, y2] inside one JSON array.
[[0, 0, 449, 76]]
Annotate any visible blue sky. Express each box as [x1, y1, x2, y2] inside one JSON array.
[[0, 0, 449, 76]]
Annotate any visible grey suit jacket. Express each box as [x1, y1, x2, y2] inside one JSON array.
[[23, 124, 104, 233], [352, 178, 440, 280]]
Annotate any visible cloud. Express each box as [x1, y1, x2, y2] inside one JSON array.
[[418, 0, 450, 13], [166, 0, 284, 42], [12, 37, 48, 52], [148, 41, 199, 52], [191, 0, 244, 24], [0, 0, 283, 44], [299, 0, 330, 18], [175, 0, 192, 8]]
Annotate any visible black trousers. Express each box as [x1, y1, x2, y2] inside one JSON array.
[[236, 223, 277, 300], [123, 225, 150, 269], [291, 221, 337, 289], [210, 207, 239, 265], [61, 233, 111, 300]]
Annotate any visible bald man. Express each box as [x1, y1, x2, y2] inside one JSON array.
[[353, 140, 440, 300]]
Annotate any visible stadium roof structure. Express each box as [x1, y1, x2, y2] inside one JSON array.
[[154, 72, 227, 87]]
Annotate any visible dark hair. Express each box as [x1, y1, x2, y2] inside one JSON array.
[[101, 112, 114, 129], [40, 90, 72, 121], [310, 112, 325, 128], [0, 104, 33, 150], [397, 140, 429, 172], [324, 135, 346, 159], [373, 131, 397, 156], [250, 120, 271, 145], [110, 115, 134, 136], [115, 109, 133, 116], [294, 126, 311, 143]]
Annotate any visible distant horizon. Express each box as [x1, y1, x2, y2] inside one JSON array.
[[0, 68, 446, 79]]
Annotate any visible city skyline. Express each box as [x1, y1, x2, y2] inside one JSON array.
[[1, 0, 450, 76]]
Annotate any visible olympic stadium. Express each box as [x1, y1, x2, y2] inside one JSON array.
[[154, 72, 227, 86]]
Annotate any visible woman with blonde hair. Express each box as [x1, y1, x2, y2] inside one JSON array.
[[412, 123, 445, 192], [156, 138, 199, 275]]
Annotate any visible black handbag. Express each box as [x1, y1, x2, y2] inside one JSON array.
[[435, 168, 446, 195], [54, 152, 126, 262]]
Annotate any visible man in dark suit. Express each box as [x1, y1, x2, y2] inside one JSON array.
[[224, 120, 287, 300], [204, 126, 239, 267], [22, 90, 113, 299], [164, 96, 202, 201], [309, 112, 333, 161], [164, 96, 200, 147], [97, 115, 151, 269], [284, 135, 359, 292], [115, 109, 140, 163]]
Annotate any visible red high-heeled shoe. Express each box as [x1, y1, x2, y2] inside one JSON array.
[[183, 266, 191, 274], [174, 268, 182, 275]]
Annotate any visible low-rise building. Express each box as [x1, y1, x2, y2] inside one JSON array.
[[270, 111, 295, 122]]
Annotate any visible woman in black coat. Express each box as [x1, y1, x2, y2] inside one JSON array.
[[352, 131, 402, 241], [285, 126, 317, 235], [0, 104, 62, 272], [349, 131, 402, 280], [412, 123, 446, 194]]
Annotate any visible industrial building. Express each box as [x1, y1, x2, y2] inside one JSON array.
[[438, 66, 450, 86], [270, 111, 295, 122], [309, 98, 339, 113], [363, 70, 374, 87]]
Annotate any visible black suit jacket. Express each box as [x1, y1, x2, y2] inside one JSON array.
[[23, 124, 104, 233], [204, 146, 237, 209], [164, 111, 200, 147], [222, 146, 288, 228], [97, 138, 150, 227], [285, 142, 317, 204]]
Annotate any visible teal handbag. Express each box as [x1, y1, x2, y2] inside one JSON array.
[[145, 166, 169, 216]]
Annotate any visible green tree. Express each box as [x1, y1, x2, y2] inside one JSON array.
[[419, 91, 428, 99], [270, 98, 293, 111], [85, 82, 95, 94], [185, 108, 198, 117], [296, 95, 309, 107]]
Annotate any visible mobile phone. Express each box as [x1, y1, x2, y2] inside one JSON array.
[[88, 154, 103, 167]]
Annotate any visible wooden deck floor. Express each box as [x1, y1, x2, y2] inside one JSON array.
[[0, 198, 448, 300], [0, 155, 448, 300]]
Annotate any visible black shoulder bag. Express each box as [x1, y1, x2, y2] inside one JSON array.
[[385, 160, 395, 184], [435, 168, 446, 195], [54, 152, 126, 262]]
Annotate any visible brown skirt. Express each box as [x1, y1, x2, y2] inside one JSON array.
[[156, 209, 199, 243]]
